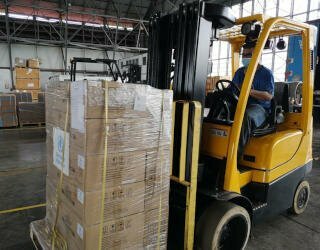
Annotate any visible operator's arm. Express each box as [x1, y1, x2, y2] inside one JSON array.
[[250, 89, 273, 101], [249, 67, 274, 101]]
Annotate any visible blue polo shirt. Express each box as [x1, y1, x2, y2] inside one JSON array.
[[232, 65, 274, 111]]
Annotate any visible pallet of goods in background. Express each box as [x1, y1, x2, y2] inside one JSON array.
[[14, 58, 41, 100], [0, 94, 18, 128], [205, 75, 231, 95], [30, 79, 172, 249], [11, 91, 46, 127]]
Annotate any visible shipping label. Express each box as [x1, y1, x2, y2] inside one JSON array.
[[71, 81, 85, 133], [53, 127, 69, 176]]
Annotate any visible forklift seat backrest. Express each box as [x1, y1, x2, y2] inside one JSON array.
[[274, 82, 289, 112], [274, 82, 301, 113]]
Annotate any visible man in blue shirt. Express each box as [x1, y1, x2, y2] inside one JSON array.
[[233, 45, 275, 158]]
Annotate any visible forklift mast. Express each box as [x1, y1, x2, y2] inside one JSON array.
[[147, 1, 235, 105], [147, 2, 235, 249]]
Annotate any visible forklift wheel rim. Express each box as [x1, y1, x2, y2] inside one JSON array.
[[297, 187, 308, 209], [211, 205, 251, 250], [293, 180, 310, 214], [218, 214, 249, 249]]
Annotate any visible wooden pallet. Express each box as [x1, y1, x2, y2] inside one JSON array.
[[19, 122, 45, 128]]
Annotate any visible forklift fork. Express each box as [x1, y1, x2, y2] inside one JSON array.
[[170, 101, 202, 249]]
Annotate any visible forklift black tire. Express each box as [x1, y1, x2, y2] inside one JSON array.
[[196, 201, 250, 250], [290, 180, 310, 215]]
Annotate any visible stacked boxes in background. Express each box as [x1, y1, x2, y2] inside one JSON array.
[[30, 80, 172, 249], [205, 75, 231, 95], [0, 94, 18, 127], [12, 92, 33, 103], [38, 92, 45, 103], [11, 91, 45, 126], [15, 58, 41, 100], [17, 102, 45, 126]]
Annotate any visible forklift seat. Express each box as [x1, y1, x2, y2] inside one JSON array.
[[251, 82, 291, 137], [251, 98, 283, 136]]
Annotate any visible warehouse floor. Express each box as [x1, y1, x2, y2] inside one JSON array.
[[0, 126, 319, 249]]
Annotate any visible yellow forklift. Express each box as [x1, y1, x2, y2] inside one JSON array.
[[147, 1, 315, 249]]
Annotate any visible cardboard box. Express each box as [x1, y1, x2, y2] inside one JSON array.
[[145, 174, 170, 211], [30, 89, 41, 100], [0, 95, 18, 127], [15, 67, 40, 79], [70, 80, 170, 120], [46, 178, 145, 226], [46, 135, 148, 191], [15, 57, 27, 67], [0, 112, 18, 127], [31, 208, 167, 250], [15, 78, 40, 90], [205, 75, 231, 95], [38, 92, 45, 103], [70, 118, 162, 155], [46, 93, 69, 115], [27, 58, 40, 68], [11, 92, 33, 103], [15, 89, 41, 100], [46, 114, 70, 133], [45, 186, 145, 250], [0, 94, 16, 112], [144, 208, 169, 249]]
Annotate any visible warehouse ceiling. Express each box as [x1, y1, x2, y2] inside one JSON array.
[[0, 0, 248, 53], [60, 0, 247, 20]]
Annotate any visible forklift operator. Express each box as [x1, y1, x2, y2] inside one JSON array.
[[232, 44, 275, 157]]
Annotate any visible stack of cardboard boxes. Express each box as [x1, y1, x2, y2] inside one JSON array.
[[15, 58, 41, 100], [11, 92, 45, 126], [206, 75, 231, 95], [17, 102, 45, 126], [0, 94, 18, 127], [30, 79, 172, 249]]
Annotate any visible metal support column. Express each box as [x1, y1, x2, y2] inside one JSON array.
[[5, 0, 14, 89], [64, 1, 68, 73]]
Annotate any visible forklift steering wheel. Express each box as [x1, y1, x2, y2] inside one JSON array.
[[206, 80, 239, 124], [216, 79, 240, 96]]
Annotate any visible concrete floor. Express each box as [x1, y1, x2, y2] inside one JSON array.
[[0, 126, 319, 249], [0, 127, 46, 249]]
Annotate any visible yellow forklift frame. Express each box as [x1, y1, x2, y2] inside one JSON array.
[[219, 15, 314, 193]]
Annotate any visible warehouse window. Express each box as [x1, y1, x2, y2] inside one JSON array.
[[210, 0, 319, 81], [143, 57, 147, 65]]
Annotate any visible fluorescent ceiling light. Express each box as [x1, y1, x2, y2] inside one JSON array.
[[9, 13, 33, 20], [62, 20, 82, 25], [107, 25, 126, 30], [85, 23, 103, 27], [36, 17, 59, 23], [108, 25, 117, 29]]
